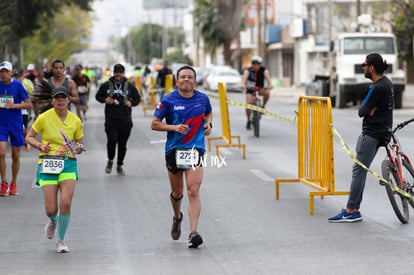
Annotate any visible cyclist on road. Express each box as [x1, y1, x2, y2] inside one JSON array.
[[328, 53, 393, 223], [242, 55, 273, 130]]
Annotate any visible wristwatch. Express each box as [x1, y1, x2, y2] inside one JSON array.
[[208, 122, 212, 129]]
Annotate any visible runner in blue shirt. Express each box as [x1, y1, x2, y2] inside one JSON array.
[[0, 61, 32, 196], [151, 65, 212, 248]]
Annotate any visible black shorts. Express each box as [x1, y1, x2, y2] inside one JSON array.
[[22, 114, 29, 129], [246, 89, 258, 95], [165, 148, 204, 174]]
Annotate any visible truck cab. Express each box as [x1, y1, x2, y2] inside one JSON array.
[[332, 32, 406, 108]]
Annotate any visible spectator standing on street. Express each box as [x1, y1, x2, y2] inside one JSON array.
[[72, 65, 90, 121], [328, 53, 393, 223], [26, 86, 84, 253], [241, 55, 273, 130], [151, 65, 213, 248], [95, 64, 141, 176], [0, 61, 32, 196], [156, 60, 174, 100]]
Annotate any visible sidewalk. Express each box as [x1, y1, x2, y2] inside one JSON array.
[[272, 85, 304, 98]]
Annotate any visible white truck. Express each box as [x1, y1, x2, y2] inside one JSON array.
[[331, 32, 406, 108]]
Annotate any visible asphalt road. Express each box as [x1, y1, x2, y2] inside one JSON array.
[[1, 85, 414, 274]]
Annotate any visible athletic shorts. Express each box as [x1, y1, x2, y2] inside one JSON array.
[[0, 128, 25, 147], [165, 148, 204, 174], [22, 114, 29, 129], [36, 159, 78, 187], [79, 94, 88, 107]]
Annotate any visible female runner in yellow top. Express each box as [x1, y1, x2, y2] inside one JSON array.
[[26, 86, 84, 253]]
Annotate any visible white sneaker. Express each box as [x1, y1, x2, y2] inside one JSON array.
[[56, 240, 70, 253], [44, 221, 57, 239]]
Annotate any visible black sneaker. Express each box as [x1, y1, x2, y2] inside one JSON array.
[[117, 166, 125, 176], [171, 212, 183, 240], [188, 231, 203, 248], [246, 120, 251, 130], [105, 160, 113, 174]]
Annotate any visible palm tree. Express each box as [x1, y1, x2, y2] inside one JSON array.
[[193, 0, 244, 65]]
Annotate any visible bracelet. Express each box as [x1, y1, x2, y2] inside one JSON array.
[[38, 143, 42, 151]]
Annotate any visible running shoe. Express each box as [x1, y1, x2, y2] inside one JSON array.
[[24, 143, 30, 151], [9, 182, 18, 195], [0, 182, 8, 196], [328, 208, 363, 223], [56, 240, 70, 253], [45, 221, 57, 239], [246, 120, 251, 130], [105, 160, 113, 174], [171, 212, 183, 240], [188, 231, 203, 248], [117, 166, 125, 176]]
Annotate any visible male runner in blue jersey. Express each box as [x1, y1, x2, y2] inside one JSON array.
[[151, 65, 213, 248]]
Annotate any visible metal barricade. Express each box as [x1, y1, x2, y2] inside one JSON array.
[[207, 82, 246, 159], [276, 95, 349, 214]]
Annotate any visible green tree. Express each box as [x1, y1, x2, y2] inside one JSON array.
[[193, 0, 244, 65], [391, 0, 414, 65], [121, 23, 185, 65], [372, 0, 414, 65], [165, 50, 193, 65], [0, 0, 92, 63], [23, 4, 92, 67]]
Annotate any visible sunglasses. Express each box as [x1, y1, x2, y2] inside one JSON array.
[[361, 63, 369, 68]]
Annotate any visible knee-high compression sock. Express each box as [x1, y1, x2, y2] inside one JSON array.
[[49, 214, 58, 223], [57, 213, 71, 241], [41, 188, 58, 223]]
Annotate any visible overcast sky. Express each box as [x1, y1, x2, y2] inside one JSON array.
[[90, 0, 186, 48]]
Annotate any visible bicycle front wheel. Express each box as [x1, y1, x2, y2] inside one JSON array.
[[252, 102, 260, 138], [401, 159, 414, 209], [382, 160, 409, 224]]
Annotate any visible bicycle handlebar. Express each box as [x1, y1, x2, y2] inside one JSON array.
[[393, 118, 414, 133]]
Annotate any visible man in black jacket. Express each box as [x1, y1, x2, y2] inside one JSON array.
[[96, 64, 141, 176]]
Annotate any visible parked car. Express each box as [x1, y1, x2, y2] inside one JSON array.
[[194, 67, 205, 87], [204, 65, 242, 92]]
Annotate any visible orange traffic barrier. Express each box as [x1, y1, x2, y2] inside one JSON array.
[[207, 82, 246, 159], [275, 95, 349, 214]]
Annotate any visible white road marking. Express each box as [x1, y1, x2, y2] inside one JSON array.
[[250, 169, 274, 182], [149, 139, 166, 144]]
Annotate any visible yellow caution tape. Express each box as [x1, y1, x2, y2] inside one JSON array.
[[206, 92, 297, 126], [142, 87, 165, 100], [330, 124, 414, 200], [207, 91, 413, 200]]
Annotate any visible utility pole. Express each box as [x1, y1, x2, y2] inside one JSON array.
[[257, 0, 262, 57], [356, 0, 361, 32], [263, 0, 267, 62], [328, 0, 334, 102]]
